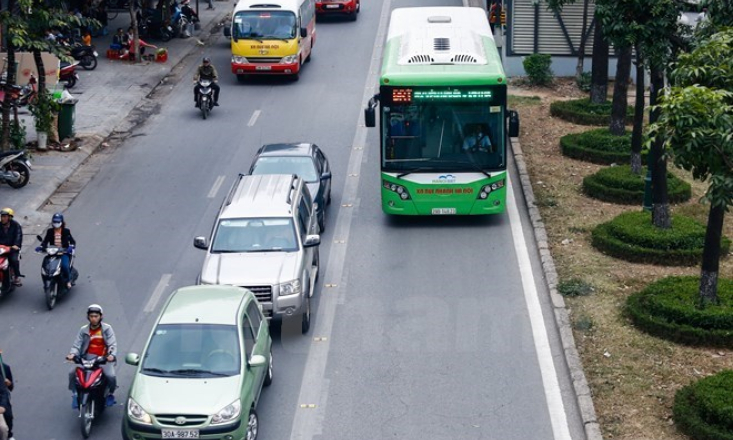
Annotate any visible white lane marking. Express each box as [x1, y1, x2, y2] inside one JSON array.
[[507, 173, 573, 440], [144, 273, 172, 313], [288, 2, 391, 440], [207, 175, 226, 198], [247, 110, 261, 127]]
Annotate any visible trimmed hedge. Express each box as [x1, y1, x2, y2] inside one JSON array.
[[627, 276, 733, 346], [560, 128, 633, 164], [550, 98, 633, 126], [674, 370, 733, 440], [591, 211, 731, 266], [583, 165, 692, 205]]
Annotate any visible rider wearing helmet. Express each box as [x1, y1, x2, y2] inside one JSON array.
[[193, 56, 220, 107], [66, 304, 117, 409], [40, 213, 76, 289], [0, 207, 23, 286]]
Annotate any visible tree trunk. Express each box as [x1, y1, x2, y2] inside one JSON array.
[[590, 17, 609, 104], [648, 65, 670, 228], [33, 50, 47, 94], [609, 46, 632, 136], [698, 204, 724, 307], [130, 1, 141, 62], [575, 0, 591, 80], [630, 45, 645, 175], [1, 0, 18, 152]]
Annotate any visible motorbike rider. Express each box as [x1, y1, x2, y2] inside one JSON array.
[[66, 304, 117, 409], [193, 57, 220, 107], [0, 350, 13, 440], [0, 208, 23, 287], [40, 213, 76, 289]]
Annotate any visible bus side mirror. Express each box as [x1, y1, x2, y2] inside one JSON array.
[[364, 94, 379, 128], [224, 26, 231, 38], [507, 110, 519, 137], [300, 27, 307, 38]]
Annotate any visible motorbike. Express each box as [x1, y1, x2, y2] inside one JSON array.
[[196, 78, 215, 119], [137, 9, 174, 42], [0, 150, 32, 189], [35, 238, 78, 310], [71, 44, 99, 71], [0, 245, 17, 299], [59, 61, 80, 89], [71, 355, 112, 439], [181, 1, 199, 25]]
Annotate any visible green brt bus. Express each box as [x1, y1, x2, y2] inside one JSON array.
[[365, 6, 517, 216]]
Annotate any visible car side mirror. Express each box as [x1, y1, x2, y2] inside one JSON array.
[[300, 27, 307, 38], [321, 171, 332, 181], [303, 234, 320, 248], [125, 353, 140, 366], [249, 354, 266, 368], [193, 236, 208, 250]]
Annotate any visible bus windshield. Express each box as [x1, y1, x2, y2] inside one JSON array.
[[381, 100, 505, 173], [233, 11, 297, 40]]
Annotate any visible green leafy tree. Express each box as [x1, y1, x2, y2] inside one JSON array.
[[648, 29, 733, 306]]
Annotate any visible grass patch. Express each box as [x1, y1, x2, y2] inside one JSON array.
[[591, 211, 731, 266], [627, 276, 733, 347], [509, 95, 542, 107], [583, 165, 692, 205], [558, 278, 595, 297], [674, 370, 733, 440]]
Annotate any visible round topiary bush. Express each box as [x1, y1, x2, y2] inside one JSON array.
[[550, 98, 633, 126], [674, 370, 733, 440], [627, 276, 733, 346], [591, 211, 731, 266], [560, 128, 633, 164], [583, 165, 692, 205]]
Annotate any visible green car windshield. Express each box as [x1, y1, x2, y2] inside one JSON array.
[[141, 324, 241, 378]]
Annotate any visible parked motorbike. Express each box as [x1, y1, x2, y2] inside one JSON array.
[[181, 1, 199, 25], [35, 238, 78, 310], [59, 61, 80, 89], [71, 355, 112, 439], [196, 78, 215, 119], [137, 9, 174, 42], [71, 44, 99, 71], [0, 245, 17, 299], [0, 150, 32, 189]]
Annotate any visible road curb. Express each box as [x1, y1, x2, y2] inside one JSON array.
[[32, 10, 230, 213], [511, 136, 603, 440]]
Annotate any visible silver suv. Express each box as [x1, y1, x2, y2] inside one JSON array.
[[194, 174, 321, 333]]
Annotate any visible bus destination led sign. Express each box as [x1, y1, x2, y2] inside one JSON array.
[[392, 88, 413, 103], [414, 89, 493, 101]]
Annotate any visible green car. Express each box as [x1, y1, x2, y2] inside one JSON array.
[[121, 285, 273, 440]]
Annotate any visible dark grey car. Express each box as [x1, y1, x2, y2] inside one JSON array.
[[248, 143, 332, 232]]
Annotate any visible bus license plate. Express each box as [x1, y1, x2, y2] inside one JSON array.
[[162, 429, 200, 438], [256, 66, 272, 70], [432, 208, 456, 215]]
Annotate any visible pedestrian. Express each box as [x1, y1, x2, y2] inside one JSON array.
[[206, 0, 215, 11], [0, 350, 13, 440]]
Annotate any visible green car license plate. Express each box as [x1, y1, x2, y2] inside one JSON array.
[[162, 429, 200, 439]]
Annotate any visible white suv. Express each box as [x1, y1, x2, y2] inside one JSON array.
[[194, 174, 321, 333]]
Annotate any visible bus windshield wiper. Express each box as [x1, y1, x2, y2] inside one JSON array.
[[438, 160, 492, 179], [396, 166, 437, 179]]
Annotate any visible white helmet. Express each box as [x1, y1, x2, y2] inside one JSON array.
[[87, 304, 104, 316]]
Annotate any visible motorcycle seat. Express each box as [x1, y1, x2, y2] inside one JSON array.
[[0, 150, 24, 159]]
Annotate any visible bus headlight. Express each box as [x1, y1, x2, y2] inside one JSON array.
[[232, 56, 248, 64], [383, 180, 411, 200], [281, 55, 298, 64], [477, 179, 505, 200]]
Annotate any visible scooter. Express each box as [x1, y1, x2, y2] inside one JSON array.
[[0, 245, 17, 299], [71, 355, 112, 439], [59, 61, 80, 89], [35, 237, 78, 310], [0, 150, 32, 189], [71, 44, 99, 71], [196, 78, 214, 119]]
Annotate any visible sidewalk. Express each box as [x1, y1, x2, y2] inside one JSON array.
[[3, 3, 229, 237]]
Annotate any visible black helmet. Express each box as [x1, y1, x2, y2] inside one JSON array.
[[52, 212, 64, 223], [203, 56, 211, 63]]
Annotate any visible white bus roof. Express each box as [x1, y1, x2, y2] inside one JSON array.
[[233, 0, 303, 13], [387, 7, 495, 66]]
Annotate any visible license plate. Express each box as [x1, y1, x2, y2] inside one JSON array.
[[162, 429, 200, 439], [255, 65, 272, 70], [24, 160, 32, 170], [325, 3, 340, 7], [432, 208, 456, 215]]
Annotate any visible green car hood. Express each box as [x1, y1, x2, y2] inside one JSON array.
[[131, 374, 242, 415]]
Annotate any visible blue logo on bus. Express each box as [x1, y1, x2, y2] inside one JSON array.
[[433, 174, 456, 183]]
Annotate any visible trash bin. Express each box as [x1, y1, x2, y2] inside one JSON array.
[[58, 98, 78, 141]]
